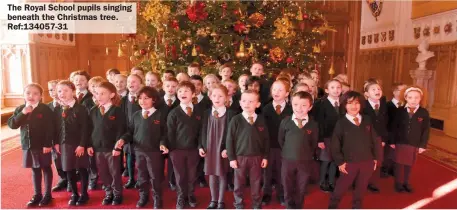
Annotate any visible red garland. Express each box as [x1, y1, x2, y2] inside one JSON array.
[[186, 2, 208, 23]]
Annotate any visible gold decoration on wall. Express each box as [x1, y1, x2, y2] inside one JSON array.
[[117, 44, 125, 57], [328, 61, 335, 77], [313, 44, 321, 53]]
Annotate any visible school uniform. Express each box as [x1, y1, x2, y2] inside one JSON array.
[[120, 93, 141, 186], [329, 114, 379, 209], [8, 103, 54, 203], [89, 103, 126, 203], [119, 90, 129, 98], [76, 89, 92, 105], [167, 103, 203, 207], [278, 114, 318, 209], [363, 99, 388, 190], [317, 96, 342, 190], [200, 107, 235, 205], [317, 87, 325, 99], [233, 90, 242, 102], [384, 98, 401, 175], [55, 101, 90, 204], [81, 97, 99, 189], [308, 98, 322, 183], [47, 101, 68, 190], [194, 93, 212, 185], [226, 96, 242, 114], [259, 76, 273, 108], [159, 94, 179, 188], [121, 107, 167, 208], [226, 112, 270, 209], [261, 101, 292, 204], [391, 106, 430, 191]]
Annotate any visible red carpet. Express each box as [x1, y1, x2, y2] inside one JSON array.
[[2, 147, 457, 209]]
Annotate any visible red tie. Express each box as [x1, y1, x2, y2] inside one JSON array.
[[186, 107, 192, 116], [354, 117, 360, 126], [275, 105, 281, 115], [100, 106, 105, 116], [408, 107, 415, 114], [130, 96, 136, 103], [296, 118, 304, 128], [77, 93, 84, 102]]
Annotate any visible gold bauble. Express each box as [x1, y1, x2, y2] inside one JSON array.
[[117, 44, 125, 57], [248, 12, 265, 28], [129, 55, 136, 62], [186, 38, 193, 45], [262, 44, 269, 50], [134, 51, 141, 57]]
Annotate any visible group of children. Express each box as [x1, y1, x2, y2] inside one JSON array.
[[8, 62, 430, 209]]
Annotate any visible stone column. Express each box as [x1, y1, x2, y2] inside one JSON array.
[[409, 69, 435, 110]]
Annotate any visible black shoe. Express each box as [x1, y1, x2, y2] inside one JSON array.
[[234, 203, 244, 209], [153, 197, 162, 209], [124, 180, 136, 189], [319, 183, 328, 192], [102, 195, 113, 205], [38, 194, 52, 207], [122, 170, 129, 177], [403, 184, 413, 193], [261, 194, 271, 205], [51, 180, 67, 192], [199, 179, 208, 187], [88, 182, 97, 190], [368, 184, 380, 193], [68, 194, 79, 206], [278, 196, 285, 206], [217, 202, 225, 209], [176, 198, 186, 209], [207, 201, 217, 209], [227, 184, 234, 192], [328, 183, 335, 192], [136, 196, 149, 208], [394, 183, 405, 193], [188, 195, 197, 207], [169, 182, 176, 191], [112, 196, 123, 205], [76, 193, 89, 206]]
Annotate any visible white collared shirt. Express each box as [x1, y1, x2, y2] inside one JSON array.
[[119, 90, 128, 97], [405, 104, 419, 113], [63, 100, 76, 108], [142, 107, 157, 117], [242, 111, 257, 123], [272, 100, 286, 113], [25, 102, 39, 110], [180, 103, 194, 113], [392, 98, 400, 108], [212, 106, 227, 117], [164, 94, 177, 104], [368, 99, 380, 110], [346, 113, 362, 125], [92, 97, 97, 104], [101, 102, 112, 112], [327, 96, 340, 107], [227, 97, 233, 106], [76, 89, 88, 97], [128, 93, 137, 102], [197, 93, 204, 103], [292, 114, 309, 127]]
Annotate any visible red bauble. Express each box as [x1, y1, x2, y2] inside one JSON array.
[[182, 49, 188, 55], [195, 46, 201, 52], [286, 57, 294, 64], [171, 20, 179, 30], [234, 21, 246, 34], [303, 13, 309, 20], [140, 49, 147, 55]]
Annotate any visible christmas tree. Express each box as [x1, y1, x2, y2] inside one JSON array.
[[119, 0, 335, 76]]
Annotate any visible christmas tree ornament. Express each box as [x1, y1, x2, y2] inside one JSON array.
[[105, 47, 110, 55], [132, 44, 139, 51], [140, 49, 147, 55], [269, 47, 285, 63], [248, 13, 265, 28], [142, 1, 171, 31], [192, 45, 197, 56]]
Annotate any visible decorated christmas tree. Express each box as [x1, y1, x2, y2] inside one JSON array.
[[119, 0, 335, 76]]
